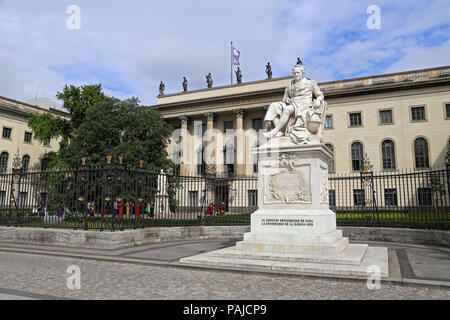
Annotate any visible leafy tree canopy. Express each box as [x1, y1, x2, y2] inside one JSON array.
[[28, 84, 175, 172]]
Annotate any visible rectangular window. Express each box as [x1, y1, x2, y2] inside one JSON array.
[[44, 137, 51, 146], [223, 121, 233, 133], [252, 118, 263, 131], [188, 191, 198, 207], [349, 113, 362, 126], [329, 190, 336, 210], [2, 127, 12, 139], [24, 132, 33, 143], [411, 106, 426, 121], [417, 188, 432, 206], [248, 190, 258, 207], [384, 189, 398, 206], [325, 115, 333, 129], [0, 190, 5, 205], [445, 103, 450, 119], [379, 110, 393, 124], [197, 163, 206, 175], [353, 189, 365, 207], [225, 163, 234, 175], [252, 118, 263, 173]]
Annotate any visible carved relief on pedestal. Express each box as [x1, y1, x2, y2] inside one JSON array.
[[320, 165, 328, 204], [264, 153, 311, 204]]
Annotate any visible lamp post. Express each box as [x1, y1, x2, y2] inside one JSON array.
[[359, 153, 379, 224], [77, 153, 89, 230], [9, 149, 23, 227]]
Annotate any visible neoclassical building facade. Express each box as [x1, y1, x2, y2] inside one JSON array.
[[0, 96, 67, 173], [157, 66, 450, 177]]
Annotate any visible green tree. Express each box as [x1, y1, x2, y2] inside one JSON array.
[[28, 84, 175, 171]]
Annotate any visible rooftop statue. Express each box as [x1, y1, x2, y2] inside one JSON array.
[[263, 62, 327, 145], [206, 73, 213, 88], [182, 77, 188, 92], [235, 67, 242, 84], [266, 62, 272, 79], [159, 81, 165, 96]]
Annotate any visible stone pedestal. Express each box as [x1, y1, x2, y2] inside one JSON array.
[[180, 138, 388, 278]]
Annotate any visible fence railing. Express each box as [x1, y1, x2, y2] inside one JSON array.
[[0, 165, 448, 231], [328, 168, 449, 230]]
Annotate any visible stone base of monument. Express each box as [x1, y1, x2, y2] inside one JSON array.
[[179, 215, 388, 278], [180, 140, 389, 278]]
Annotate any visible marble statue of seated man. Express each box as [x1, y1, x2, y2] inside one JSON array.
[[263, 63, 326, 144]]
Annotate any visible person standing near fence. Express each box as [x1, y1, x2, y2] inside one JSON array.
[[57, 202, 63, 222], [206, 201, 214, 216], [101, 201, 106, 217], [150, 201, 155, 218], [219, 202, 226, 216], [118, 201, 123, 218], [136, 202, 141, 218], [126, 201, 130, 219], [145, 202, 150, 217], [130, 200, 134, 217], [114, 200, 118, 216]]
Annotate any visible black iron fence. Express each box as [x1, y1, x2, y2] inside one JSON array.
[[328, 168, 449, 230], [0, 164, 257, 230], [0, 165, 448, 231]]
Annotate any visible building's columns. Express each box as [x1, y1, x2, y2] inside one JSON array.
[[178, 115, 188, 175], [234, 109, 246, 176], [204, 112, 216, 174]]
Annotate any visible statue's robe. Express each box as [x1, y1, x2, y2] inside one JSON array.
[[264, 77, 324, 143]]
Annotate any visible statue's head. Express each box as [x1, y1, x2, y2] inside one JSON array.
[[292, 64, 305, 81]]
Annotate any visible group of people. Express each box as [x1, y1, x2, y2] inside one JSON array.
[[32, 203, 72, 222], [30, 199, 168, 221], [112, 200, 167, 219], [205, 201, 227, 216]]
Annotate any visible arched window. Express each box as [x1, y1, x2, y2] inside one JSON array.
[[325, 144, 335, 173], [0, 152, 8, 173], [22, 155, 30, 172], [351, 142, 363, 171], [381, 140, 396, 170], [414, 138, 430, 168]]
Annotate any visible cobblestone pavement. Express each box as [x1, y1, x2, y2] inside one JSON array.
[[0, 251, 449, 300]]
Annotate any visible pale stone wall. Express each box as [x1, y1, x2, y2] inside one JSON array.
[[0, 226, 447, 249], [0, 97, 65, 171], [324, 85, 450, 173]]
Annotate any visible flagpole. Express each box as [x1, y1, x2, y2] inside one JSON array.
[[230, 41, 233, 85]]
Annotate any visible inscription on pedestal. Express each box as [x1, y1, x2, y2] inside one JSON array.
[[261, 218, 314, 227]]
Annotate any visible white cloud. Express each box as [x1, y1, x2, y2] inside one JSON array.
[[385, 40, 450, 73]]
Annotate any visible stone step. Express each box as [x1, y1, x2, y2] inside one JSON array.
[[243, 229, 343, 245], [215, 242, 367, 265], [179, 246, 388, 278], [235, 237, 349, 255]]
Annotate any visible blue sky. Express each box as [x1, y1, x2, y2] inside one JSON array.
[[0, 0, 449, 107]]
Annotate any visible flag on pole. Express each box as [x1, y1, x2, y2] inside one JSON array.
[[231, 46, 240, 65]]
